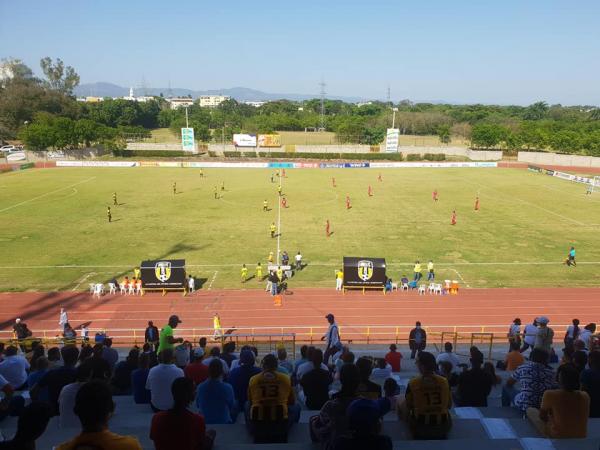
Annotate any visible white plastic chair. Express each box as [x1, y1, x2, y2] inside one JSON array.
[[136, 282, 142, 295], [427, 283, 436, 294], [108, 283, 116, 294], [391, 282, 398, 291], [418, 285, 426, 295], [93, 283, 104, 298], [119, 283, 126, 294], [89, 283, 96, 294], [401, 282, 409, 291], [128, 283, 135, 295], [434, 283, 443, 295]]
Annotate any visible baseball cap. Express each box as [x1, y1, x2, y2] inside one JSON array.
[[325, 313, 334, 320], [536, 316, 549, 325], [169, 315, 182, 324]]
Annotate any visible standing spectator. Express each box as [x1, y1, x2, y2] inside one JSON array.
[[335, 269, 343, 291], [111, 348, 139, 395], [408, 322, 427, 359], [534, 317, 554, 355], [196, 359, 236, 424], [399, 351, 452, 440], [188, 274, 195, 294], [300, 349, 333, 410], [426, 260, 435, 281], [564, 318, 580, 349], [220, 342, 237, 368], [82, 344, 111, 380], [521, 319, 538, 353], [0, 402, 52, 450], [295, 251, 302, 270], [59, 363, 93, 429], [102, 338, 119, 371], [277, 347, 293, 374], [371, 359, 392, 380], [454, 350, 493, 407], [413, 261, 422, 282], [47, 347, 63, 369], [59, 308, 68, 331], [33, 345, 80, 416], [508, 318, 522, 350], [0, 345, 30, 389], [145, 321, 159, 351], [63, 323, 76, 343], [322, 314, 341, 365], [55, 380, 142, 450], [146, 349, 184, 412], [332, 398, 392, 450], [227, 349, 261, 407], [157, 315, 184, 355], [503, 342, 525, 371], [436, 342, 460, 374], [356, 357, 381, 399], [151, 377, 216, 450], [527, 364, 589, 438], [502, 348, 557, 411], [184, 348, 209, 386], [579, 323, 596, 350], [385, 344, 402, 372], [131, 353, 151, 404], [581, 351, 600, 417], [268, 270, 279, 296]]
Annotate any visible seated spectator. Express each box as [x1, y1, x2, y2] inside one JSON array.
[[0, 345, 30, 389], [526, 364, 590, 438], [0, 402, 52, 450], [27, 356, 48, 390], [63, 323, 76, 342], [332, 398, 392, 450], [227, 349, 261, 408], [131, 353, 151, 404], [300, 349, 333, 410], [384, 278, 393, 293], [436, 342, 460, 374], [47, 347, 62, 369], [520, 319, 538, 353], [175, 341, 192, 369], [504, 341, 525, 371], [371, 358, 392, 380], [82, 344, 111, 380], [398, 351, 452, 440], [0, 374, 25, 422], [277, 347, 293, 374], [185, 348, 209, 386], [247, 354, 300, 441], [383, 378, 401, 412], [94, 332, 106, 345], [437, 360, 459, 388], [28, 343, 45, 368], [573, 350, 588, 374], [502, 348, 557, 411], [230, 345, 257, 371], [150, 377, 216, 450], [297, 347, 329, 380], [196, 359, 236, 424], [564, 318, 580, 349], [141, 342, 158, 368], [534, 316, 554, 355], [78, 344, 93, 364], [111, 348, 139, 395], [33, 345, 79, 416], [483, 362, 502, 386], [220, 342, 237, 368], [454, 350, 493, 407], [56, 380, 142, 450], [334, 350, 355, 381], [202, 347, 229, 375], [146, 349, 184, 412], [59, 363, 93, 428], [385, 344, 402, 372], [294, 345, 309, 376], [102, 338, 119, 371], [581, 350, 600, 417], [356, 357, 381, 399], [579, 323, 596, 350]]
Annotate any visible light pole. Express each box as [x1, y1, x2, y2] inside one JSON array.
[[391, 107, 398, 129], [184, 106, 189, 128]]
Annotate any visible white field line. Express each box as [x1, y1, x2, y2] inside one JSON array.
[[72, 272, 95, 291], [0, 177, 95, 213], [449, 268, 470, 288], [207, 271, 218, 290]]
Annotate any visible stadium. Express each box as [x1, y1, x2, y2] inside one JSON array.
[[2, 2, 600, 450]]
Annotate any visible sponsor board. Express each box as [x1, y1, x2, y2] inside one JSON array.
[[528, 165, 542, 173], [185, 162, 269, 168], [293, 162, 319, 168], [344, 162, 370, 168], [544, 169, 555, 176], [233, 134, 257, 147], [553, 170, 593, 185], [343, 256, 386, 288], [258, 134, 281, 147], [156, 161, 182, 168], [385, 128, 400, 153], [268, 162, 294, 168], [181, 128, 196, 152], [370, 162, 498, 168], [56, 161, 139, 167], [19, 163, 34, 170], [139, 161, 160, 167], [141, 259, 186, 290], [6, 152, 26, 161]]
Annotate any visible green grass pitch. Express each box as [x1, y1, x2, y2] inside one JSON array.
[[0, 166, 598, 291]]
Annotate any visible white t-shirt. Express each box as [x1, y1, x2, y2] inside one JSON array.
[[202, 356, 229, 375], [370, 365, 392, 379], [145, 364, 184, 410], [566, 325, 579, 340], [188, 278, 195, 289], [523, 324, 538, 345], [509, 324, 520, 337], [295, 254, 302, 262], [0, 355, 30, 388], [59, 382, 83, 428], [579, 329, 592, 349], [296, 362, 329, 380], [436, 352, 461, 373]]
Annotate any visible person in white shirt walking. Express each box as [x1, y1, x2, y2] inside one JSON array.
[[188, 275, 195, 294], [521, 319, 538, 353], [295, 251, 303, 271], [59, 308, 68, 332], [321, 313, 341, 366]]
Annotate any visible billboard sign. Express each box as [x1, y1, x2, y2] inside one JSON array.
[[385, 128, 400, 153], [258, 134, 281, 147], [141, 259, 186, 290], [181, 128, 195, 152], [233, 134, 257, 147], [343, 256, 387, 288]]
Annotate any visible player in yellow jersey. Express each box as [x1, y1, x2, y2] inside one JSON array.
[[241, 264, 248, 282], [277, 185, 282, 196], [263, 199, 268, 212], [268, 252, 274, 263], [112, 192, 118, 206], [172, 182, 177, 195], [213, 313, 222, 340], [270, 222, 277, 238], [256, 262, 263, 280], [107, 207, 112, 223]]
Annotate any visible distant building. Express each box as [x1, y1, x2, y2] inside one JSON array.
[[122, 87, 154, 103], [244, 101, 266, 108], [356, 101, 373, 107], [167, 97, 195, 110], [76, 96, 104, 103], [199, 95, 230, 108]]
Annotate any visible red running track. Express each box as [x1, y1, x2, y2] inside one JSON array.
[[0, 288, 598, 342]]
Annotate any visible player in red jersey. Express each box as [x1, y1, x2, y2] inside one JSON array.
[[474, 196, 480, 211], [433, 189, 439, 202], [326, 220, 331, 237], [281, 196, 288, 208], [451, 210, 457, 225], [332, 177, 336, 188], [368, 185, 373, 197], [346, 195, 351, 209]]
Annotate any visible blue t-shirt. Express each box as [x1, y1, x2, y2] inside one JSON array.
[[228, 365, 261, 406], [131, 368, 151, 404], [196, 379, 236, 424], [570, 249, 576, 258]]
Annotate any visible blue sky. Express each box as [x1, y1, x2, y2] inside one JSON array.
[[1, 0, 599, 105]]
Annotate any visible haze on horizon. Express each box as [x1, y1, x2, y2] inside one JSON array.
[[1, 0, 599, 106]]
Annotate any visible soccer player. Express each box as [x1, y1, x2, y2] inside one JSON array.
[[277, 185, 282, 196], [433, 189, 439, 202], [107, 206, 112, 223], [332, 177, 336, 188], [256, 262, 263, 280], [221, 181, 225, 191], [587, 184, 593, 195], [281, 196, 288, 208], [172, 182, 177, 195], [241, 264, 248, 283], [335, 269, 343, 291], [213, 313, 222, 340], [112, 192, 118, 206], [427, 260, 435, 281], [282, 168, 286, 178], [474, 196, 480, 211], [326, 219, 331, 237], [270, 222, 277, 238], [567, 246, 576, 266], [199, 168, 204, 178], [214, 186, 218, 199], [451, 210, 457, 225], [368, 185, 373, 197], [378, 173, 383, 182], [263, 199, 268, 211], [270, 173, 275, 183], [346, 195, 351, 210], [268, 252, 274, 263]]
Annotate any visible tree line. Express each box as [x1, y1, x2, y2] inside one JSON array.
[[1, 58, 600, 154]]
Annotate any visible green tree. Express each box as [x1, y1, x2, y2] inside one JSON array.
[[471, 123, 505, 148], [19, 122, 56, 150], [523, 101, 549, 121], [39, 57, 80, 94], [437, 125, 451, 144]]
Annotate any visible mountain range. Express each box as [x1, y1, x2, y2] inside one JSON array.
[[74, 82, 366, 103]]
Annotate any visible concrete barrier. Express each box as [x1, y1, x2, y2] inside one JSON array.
[[518, 151, 600, 168]]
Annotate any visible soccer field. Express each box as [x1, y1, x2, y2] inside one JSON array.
[[0, 166, 598, 291]]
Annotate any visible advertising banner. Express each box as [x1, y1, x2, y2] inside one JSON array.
[[56, 161, 139, 167], [385, 129, 400, 153], [268, 162, 294, 168], [181, 128, 196, 152], [233, 134, 257, 147], [343, 257, 387, 288], [156, 162, 182, 168], [369, 162, 498, 168], [186, 162, 269, 168], [6, 152, 26, 161], [258, 134, 281, 147], [552, 171, 593, 185], [141, 259, 186, 290], [528, 165, 542, 173], [293, 162, 319, 168]]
